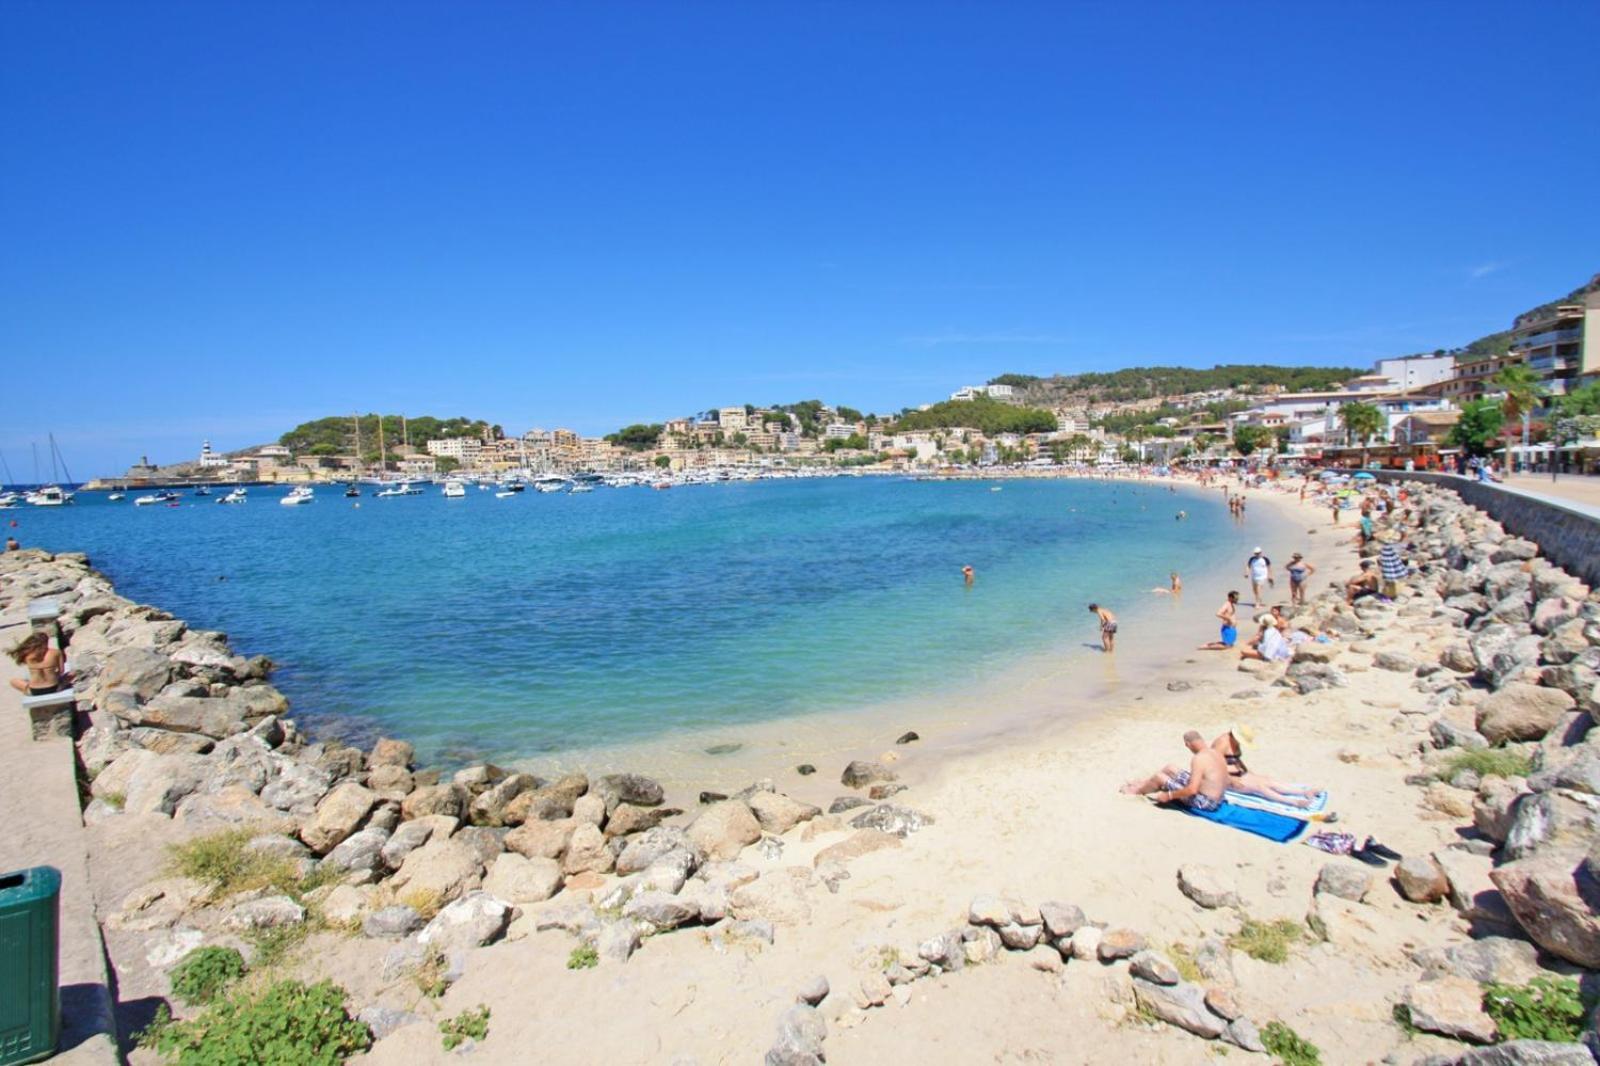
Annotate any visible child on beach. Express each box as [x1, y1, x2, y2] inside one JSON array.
[[1087, 603, 1117, 653]]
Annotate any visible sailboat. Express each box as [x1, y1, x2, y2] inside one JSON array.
[[26, 435, 76, 505]]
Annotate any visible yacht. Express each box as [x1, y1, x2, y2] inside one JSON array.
[[106, 492, 125, 502], [442, 480, 467, 499], [218, 487, 248, 505], [533, 477, 570, 494], [494, 489, 518, 499], [26, 486, 73, 506], [0, 491, 21, 508], [135, 491, 179, 506], [193, 486, 211, 497], [279, 485, 315, 506], [375, 481, 423, 498], [569, 483, 594, 494]]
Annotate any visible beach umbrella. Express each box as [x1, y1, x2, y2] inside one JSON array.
[[1352, 471, 1376, 481]]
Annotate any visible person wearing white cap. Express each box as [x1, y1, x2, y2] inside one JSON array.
[[1244, 547, 1273, 607]]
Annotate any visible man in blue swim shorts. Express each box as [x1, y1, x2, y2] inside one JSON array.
[[1199, 590, 1240, 651]]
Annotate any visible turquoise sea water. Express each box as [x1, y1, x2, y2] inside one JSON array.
[[14, 478, 1246, 764]]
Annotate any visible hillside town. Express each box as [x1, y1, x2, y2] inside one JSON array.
[[101, 274, 1600, 488]]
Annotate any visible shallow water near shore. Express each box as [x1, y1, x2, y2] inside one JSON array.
[[16, 477, 1302, 772]]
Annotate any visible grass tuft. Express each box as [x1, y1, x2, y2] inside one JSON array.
[[567, 944, 599, 970], [1440, 749, 1532, 781], [1228, 918, 1303, 965], [1261, 1021, 1321, 1066], [168, 829, 302, 899]]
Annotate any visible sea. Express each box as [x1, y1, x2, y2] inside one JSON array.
[[9, 477, 1275, 770]]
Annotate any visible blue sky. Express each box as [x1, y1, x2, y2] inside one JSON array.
[[4, 2, 1597, 476]]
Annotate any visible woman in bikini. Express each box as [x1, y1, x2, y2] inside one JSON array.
[[1211, 729, 1322, 809], [9, 630, 65, 695]]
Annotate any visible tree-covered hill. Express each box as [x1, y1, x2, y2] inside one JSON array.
[[890, 395, 1057, 435], [278, 415, 498, 459], [989, 364, 1362, 405]]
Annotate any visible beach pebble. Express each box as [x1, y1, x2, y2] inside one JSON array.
[[1028, 944, 1063, 973], [686, 800, 762, 861], [794, 765, 816, 776], [827, 796, 871, 815], [1070, 926, 1103, 961], [895, 731, 920, 745]]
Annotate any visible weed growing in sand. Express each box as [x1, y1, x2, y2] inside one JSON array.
[[1163, 942, 1203, 984], [397, 887, 446, 921], [1441, 749, 1532, 781], [169, 946, 247, 1006], [567, 944, 599, 970], [439, 1005, 491, 1050], [1483, 975, 1593, 1042], [1261, 1021, 1321, 1066], [150, 978, 371, 1065], [414, 950, 451, 998], [167, 828, 335, 903], [247, 923, 309, 972], [1391, 1003, 1418, 1037], [1228, 919, 1303, 964]]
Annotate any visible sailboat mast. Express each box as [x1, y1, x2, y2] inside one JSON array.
[[50, 433, 74, 487], [32, 443, 40, 484], [0, 448, 14, 488]]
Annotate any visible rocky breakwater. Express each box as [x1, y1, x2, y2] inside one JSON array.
[[1222, 483, 1600, 1062], [0, 549, 941, 1059]]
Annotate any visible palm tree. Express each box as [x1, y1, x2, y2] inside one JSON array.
[[1337, 402, 1384, 467], [1491, 364, 1549, 474]]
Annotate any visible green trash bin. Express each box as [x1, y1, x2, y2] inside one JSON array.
[[0, 867, 60, 1066]]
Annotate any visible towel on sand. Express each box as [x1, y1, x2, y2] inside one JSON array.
[[1224, 788, 1328, 818], [1180, 801, 1308, 843]]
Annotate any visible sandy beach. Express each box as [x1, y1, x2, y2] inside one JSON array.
[[8, 469, 1591, 1066]]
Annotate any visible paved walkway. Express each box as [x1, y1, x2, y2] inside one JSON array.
[[1498, 473, 1600, 519], [1, 683, 120, 1064]]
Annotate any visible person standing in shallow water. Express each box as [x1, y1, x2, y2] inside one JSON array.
[[962, 565, 974, 586], [1087, 603, 1117, 652]]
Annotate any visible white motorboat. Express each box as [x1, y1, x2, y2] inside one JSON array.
[[0, 491, 21, 509], [279, 486, 314, 506], [375, 481, 423, 498], [442, 480, 467, 499], [494, 490, 517, 498], [533, 477, 570, 494], [569, 483, 594, 494], [218, 487, 247, 505], [26, 485, 73, 506], [107, 492, 125, 501], [134, 491, 179, 506]]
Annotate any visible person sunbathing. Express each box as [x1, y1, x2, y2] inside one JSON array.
[[1345, 560, 1380, 605], [1210, 728, 1321, 809], [1238, 618, 1292, 663], [1119, 730, 1227, 812]]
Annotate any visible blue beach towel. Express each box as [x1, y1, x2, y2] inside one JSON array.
[[1224, 788, 1329, 818], [1181, 801, 1308, 843]]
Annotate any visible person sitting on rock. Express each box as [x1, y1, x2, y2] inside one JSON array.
[[1119, 730, 1227, 812], [1238, 615, 1292, 663], [1345, 560, 1380, 606]]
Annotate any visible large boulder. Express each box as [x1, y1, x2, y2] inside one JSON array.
[[1476, 684, 1577, 745], [1177, 864, 1239, 909], [1472, 625, 1545, 690], [400, 783, 470, 821], [482, 853, 563, 904], [1502, 792, 1600, 862], [615, 827, 699, 875], [729, 868, 814, 925], [123, 753, 211, 816], [1490, 851, 1600, 968], [369, 737, 414, 768], [1395, 855, 1450, 904], [388, 837, 485, 905], [1403, 976, 1498, 1043], [592, 773, 663, 812], [468, 773, 537, 827], [92, 647, 173, 702], [259, 760, 334, 812], [1131, 978, 1225, 1039], [417, 892, 511, 955], [299, 781, 379, 855], [503, 817, 577, 861], [122, 692, 258, 738], [686, 800, 762, 861]]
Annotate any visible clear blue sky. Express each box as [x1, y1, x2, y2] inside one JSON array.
[[4, 2, 1597, 476]]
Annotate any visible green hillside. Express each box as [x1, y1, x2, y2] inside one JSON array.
[[279, 415, 498, 461], [890, 395, 1057, 435], [989, 364, 1362, 405]]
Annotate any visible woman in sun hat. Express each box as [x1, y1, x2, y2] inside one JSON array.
[[1211, 725, 1323, 809]]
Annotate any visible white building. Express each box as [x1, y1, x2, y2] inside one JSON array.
[[426, 438, 483, 464], [1375, 354, 1456, 391], [950, 384, 1015, 402], [717, 407, 748, 432], [197, 440, 231, 468], [1055, 413, 1090, 434], [823, 423, 858, 440], [255, 444, 291, 459]]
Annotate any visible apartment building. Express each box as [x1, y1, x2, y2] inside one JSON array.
[[1375, 353, 1455, 391], [1510, 289, 1600, 396], [716, 407, 748, 432], [426, 437, 483, 464]]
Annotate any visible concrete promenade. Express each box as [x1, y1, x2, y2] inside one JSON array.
[[0, 684, 120, 1064], [1499, 472, 1600, 520]]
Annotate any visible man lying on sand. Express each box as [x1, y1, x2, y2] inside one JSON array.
[[1119, 730, 1226, 811]]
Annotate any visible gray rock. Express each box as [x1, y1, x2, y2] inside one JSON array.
[[260, 760, 333, 812], [1221, 1017, 1266, 1053], [767, 1004, 827, 1065], [1432, 719, 1490, 751], [1128, 950, 1180, 985], [1314, 862, 1373, 903], [997, 922, 1042, 950], [1396, 855, 1450, 903], [363, 906, 424, 940], [1403, 975, 1498, 1043], [417, 892, 511, 954], [223, 895, 305, 931], [1503, 791, 1600, 862], [827, 796, 871, 815], [1375, 651, 1419, 672], [1177, 864, 1239, 909], [1456, 1041, 1597, 1065], [615, 827, 700, 875], [1097, 928, 1145, 961], [1478, 684, 1577, 745], [622, 890, 699, 932], [323, 826, 390, 874], [357, 1005, 423, 1041], [1491, 852, 1600, 968], [595, 919, 643, 964], [840, 760, 897, 789], [727, 918, 775, 944], [593, 773, 664, 811], [1413, 937, 1541, 986], [1038, 900, 1086, 939], [380, 816, 455, 869], [795, 975, 829, 1005], [847, 803, 934, 837], [1131, 978, 1225, 1038]]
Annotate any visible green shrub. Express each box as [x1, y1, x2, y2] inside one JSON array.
[[1440, 749, 1532, 781], [1261, 1021, 1321, 1066], [168, 947, 246, 1006], [1483, 976, 1593, 1042], [1228, 919, 1303, 964], [151, 979, 371, 1065], [439, 1006, 491, 1051], [567, 944, 598, 970], [167, 829, 301, 898]]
